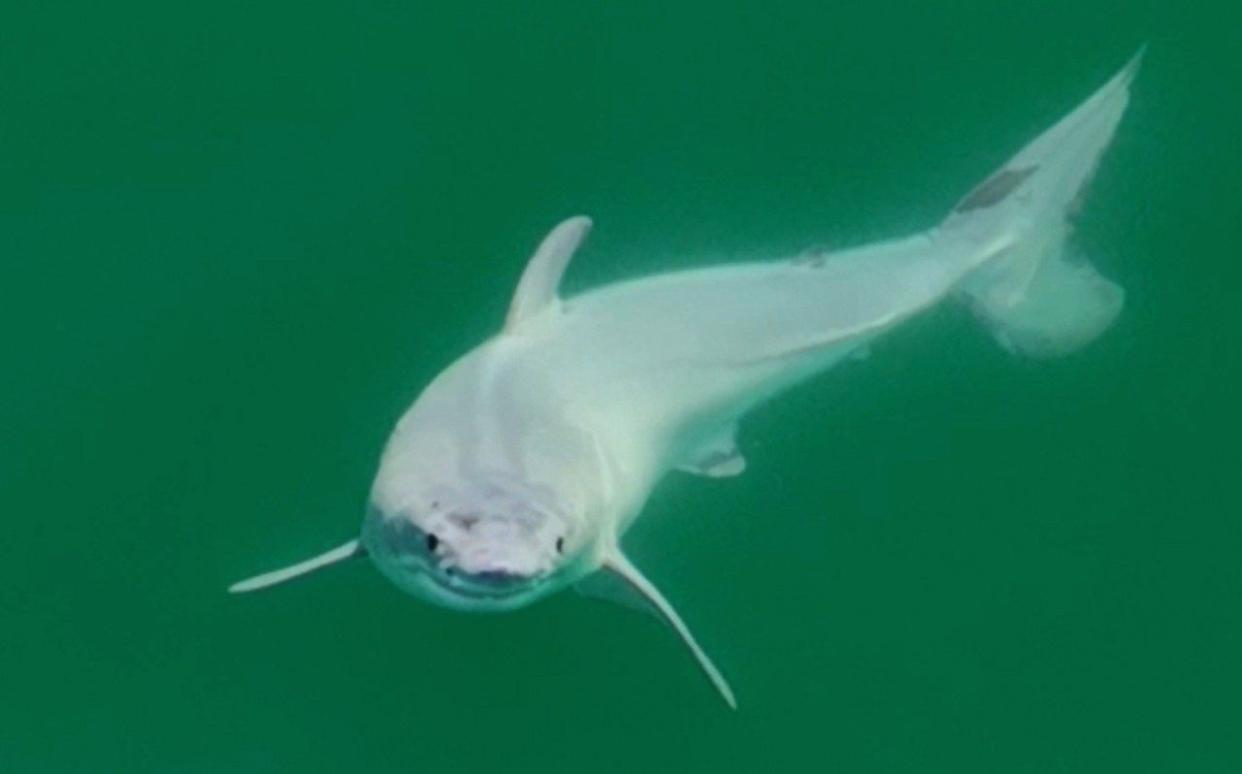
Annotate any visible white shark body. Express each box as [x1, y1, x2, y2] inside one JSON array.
[[232, 52, 1142, 708]]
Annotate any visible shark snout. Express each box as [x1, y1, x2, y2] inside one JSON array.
[[454, 541, 543, 578], [437, 510, 557, 577]]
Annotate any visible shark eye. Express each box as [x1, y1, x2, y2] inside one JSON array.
[[425, 533, 440, 553], [556, 537, 565, 554]]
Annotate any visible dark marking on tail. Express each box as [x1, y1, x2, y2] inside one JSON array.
[[955, 165, 1038, 213]]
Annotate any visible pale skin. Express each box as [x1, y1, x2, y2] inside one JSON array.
[[232, 51, 1142, 708]]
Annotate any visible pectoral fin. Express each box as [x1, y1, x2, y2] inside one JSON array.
[[600, 549, 737, 709], [229, 539, 364, 593]]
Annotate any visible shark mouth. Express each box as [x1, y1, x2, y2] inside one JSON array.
[[429, 563, 547, 601]]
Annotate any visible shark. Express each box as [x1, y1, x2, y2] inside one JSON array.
[[231, 51, 1142, 708]]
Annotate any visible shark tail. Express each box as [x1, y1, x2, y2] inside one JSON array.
[[942, 49, 1142, 358]]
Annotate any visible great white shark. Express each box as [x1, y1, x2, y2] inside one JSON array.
[[231, 51, 1142, 708]]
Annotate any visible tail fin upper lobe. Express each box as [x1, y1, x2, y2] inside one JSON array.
[[945, 49, 1142, 357]]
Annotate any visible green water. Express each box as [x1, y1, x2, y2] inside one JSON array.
[[3, 1, 1240, 771]]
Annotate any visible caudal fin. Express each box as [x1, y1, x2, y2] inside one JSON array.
[[944, 49, 1143, 357]]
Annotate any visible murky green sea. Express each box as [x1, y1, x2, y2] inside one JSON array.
[[3, 1, 1240, 771]]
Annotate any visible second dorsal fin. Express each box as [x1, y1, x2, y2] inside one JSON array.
[[678, 424, 746, 478], [504, 215, 592, 331]]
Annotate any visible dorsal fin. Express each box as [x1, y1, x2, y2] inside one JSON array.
[[504, 216, 592, 331]]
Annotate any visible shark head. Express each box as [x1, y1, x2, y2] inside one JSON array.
[[361, 479, 592, 612]]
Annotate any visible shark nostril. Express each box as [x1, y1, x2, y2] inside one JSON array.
[[425, 533, 439, 553]]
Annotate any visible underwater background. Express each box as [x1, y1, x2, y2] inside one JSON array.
[[2, 1, 1240, 771]]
